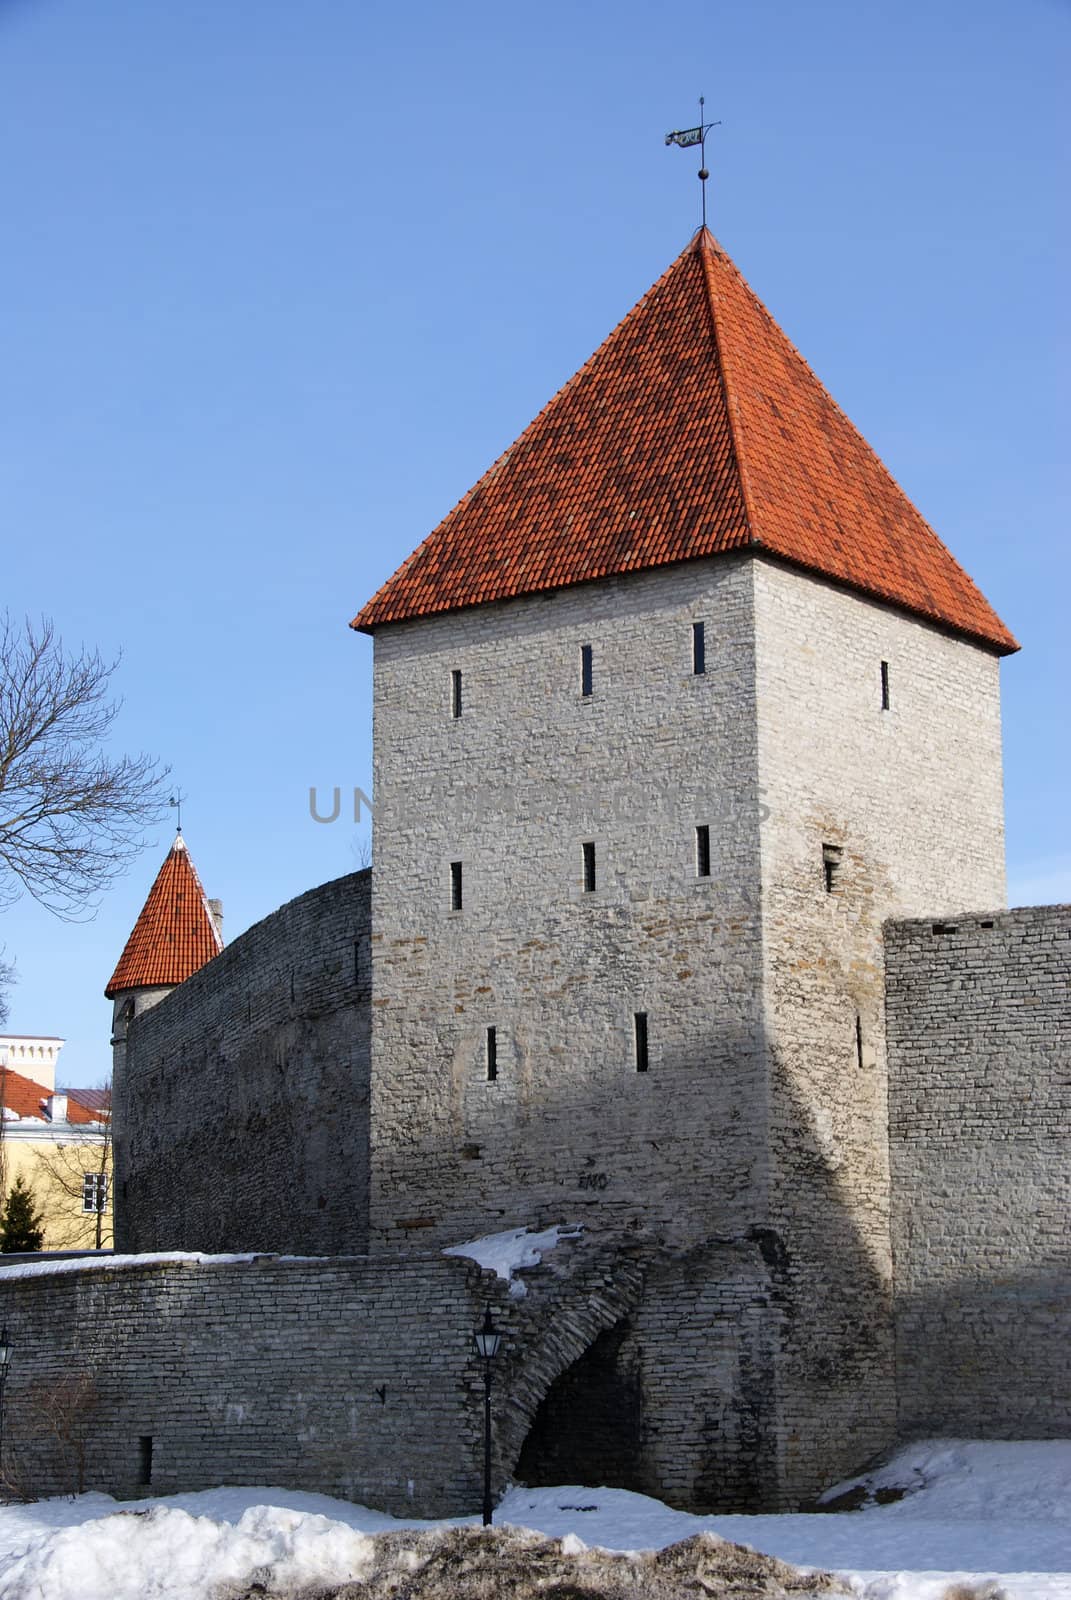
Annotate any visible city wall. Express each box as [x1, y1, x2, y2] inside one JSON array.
[[0, 1253, 508, 1515], [0, 1236, 786, 1516], [113, 871, 372, 1255], [886, 904, 1071, 1437]]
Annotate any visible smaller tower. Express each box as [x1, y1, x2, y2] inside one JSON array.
[[105, 833, 223, 1083]]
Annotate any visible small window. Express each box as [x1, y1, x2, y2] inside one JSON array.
[[486, 1027, 498, 1082], [634, 1012, 649, 1073], [822, 844, 842, 894], [82, 1173, 109, 1214], [450, 860, 463, 911], [580, 644, 593, 698], [695, 824, 711, 878], [880, 660, 890, 711], [582, 841, 596, 893], [451, 669, 463, 719], [692, 621, 706, 675], [138, 1436, 153, 1487]]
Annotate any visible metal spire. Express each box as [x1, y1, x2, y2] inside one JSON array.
[[665, 96, 721, 227], [169, 789, 187, 834]]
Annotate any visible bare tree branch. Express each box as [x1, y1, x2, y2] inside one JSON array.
[[0, 612, 170, 918], [29, 1087, 112, 1250], [0, 950, 12, 1028]]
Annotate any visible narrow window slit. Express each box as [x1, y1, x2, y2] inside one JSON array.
[[450, 861, 463, 911], [138, 1436, 153, 1487], [692, 621, 706, 675], [486, 1027, 498, 1082], [822, 844, 842, 894], [634, 1012, 649, 1073], [582, 841, 596, 893], [451, 669, 463, 719], [580, 644, 593, 698], [855, 1013, 864, 1070], [880, 660, 890, 711], [695, 824, 711, 878]]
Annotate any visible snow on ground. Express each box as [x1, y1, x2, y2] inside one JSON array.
[[0, 1440, 1067, 1599], [442, 1222, 582, 1295]]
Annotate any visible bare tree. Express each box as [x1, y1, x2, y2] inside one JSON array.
[[13, 1372, 101, 1496], [30, 1087, 112, 1250], [0, 612, 169, 918]]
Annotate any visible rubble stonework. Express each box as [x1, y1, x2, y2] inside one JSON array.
[[112, 870, 371, 1256]]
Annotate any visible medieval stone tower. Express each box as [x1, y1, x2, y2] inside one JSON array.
[[96, 225, 1050, 1521], [353, 228, 1017, 1501]]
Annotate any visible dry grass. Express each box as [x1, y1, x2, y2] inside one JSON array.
[[230, 1523, 849, 1599]]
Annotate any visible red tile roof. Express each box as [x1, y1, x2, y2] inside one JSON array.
[[65, 1087, 111, 1123], [0, 1067, 108, 1124], [352, 229, 1017, 654], [0, 1066, 53, 1120], [105, 835, 222, 999]]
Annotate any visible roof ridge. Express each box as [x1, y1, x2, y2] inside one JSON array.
[[708, 242, 1012, 645], [695, 230, 761, 545]]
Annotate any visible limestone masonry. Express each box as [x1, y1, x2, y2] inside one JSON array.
[[4, 226, 1067, 1517]]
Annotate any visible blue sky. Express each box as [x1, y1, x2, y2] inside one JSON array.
[[1, 0, 1067, 1087]]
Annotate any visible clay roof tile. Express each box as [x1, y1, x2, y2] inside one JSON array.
[[352, 230, 1017, 654], [104, 835, 222, 1000]]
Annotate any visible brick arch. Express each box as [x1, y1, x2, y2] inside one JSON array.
[[492, 1242, 647, 1481]]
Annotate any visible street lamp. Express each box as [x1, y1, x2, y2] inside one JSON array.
[[473, 1306, 502, 1527], [0, 1327, 12, 1495]]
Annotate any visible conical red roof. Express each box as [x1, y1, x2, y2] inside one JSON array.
[[105, 835, 222, 999], [352, 229, 1016, 654]]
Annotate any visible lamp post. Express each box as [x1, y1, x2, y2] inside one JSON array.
[[472, 1306, 502, 1527], [0, 1327, 12, 1494]]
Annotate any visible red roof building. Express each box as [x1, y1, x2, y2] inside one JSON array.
[[105, 834, 223, 1000], [353, 228, 1016, 654], [0, 1068, 106, 1125]]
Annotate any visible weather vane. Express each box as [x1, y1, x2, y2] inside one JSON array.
[[169, 789, 187, 834], [665, 96, 721, 228]]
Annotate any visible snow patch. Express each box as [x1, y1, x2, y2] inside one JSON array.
[[0, 1440, 1067, 1598], [0, 1502, 376, 1600], [0, 1251, 260, 1281], [443, 1223, 582, 1297]]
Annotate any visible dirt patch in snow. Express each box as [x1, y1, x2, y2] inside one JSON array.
[[226, 1523, 846, 1599]]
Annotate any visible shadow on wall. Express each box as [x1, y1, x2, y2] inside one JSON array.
[[516, 1319, 645, 1491], [895, 1258, 1071, 1440], [115, 871, 372, 1256], [504, 1055, 899, 1516]]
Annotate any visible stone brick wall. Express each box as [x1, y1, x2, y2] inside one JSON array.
[[105, 550, 1049, 1515], [751, 556, 1008, 1499], [114, 871, 371, 1254], [0, 1254, 514, 1515], [0, 1235, 798, 1517], [0, 1231, 779, 1518], [368, 551, 1014, 1506], [886, 905, 1071, 1437], [368, 555, 768, 1253]]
